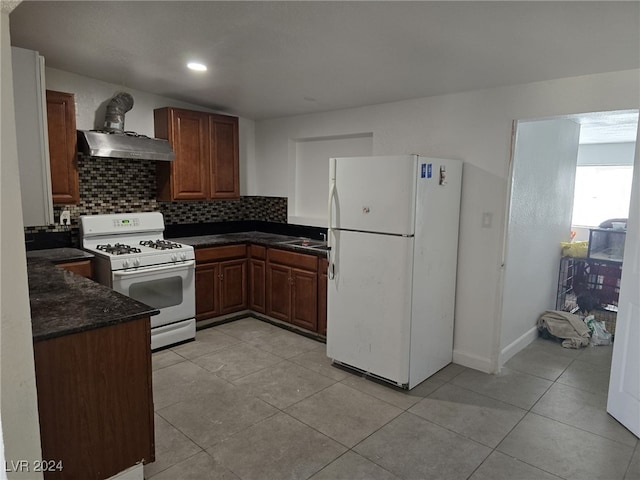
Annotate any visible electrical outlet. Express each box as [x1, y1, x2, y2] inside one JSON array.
[[60, 210, 71, 226]]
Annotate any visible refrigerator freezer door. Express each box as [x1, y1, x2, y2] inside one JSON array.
[[330, 155, 417, 236], [327, 229, 414, 386]]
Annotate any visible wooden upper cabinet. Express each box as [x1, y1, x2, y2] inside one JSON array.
[[46, 90, 79, 204], [155, 107, 239, 201], [155, 107, 208, 200], [209, 114, 239, 198]]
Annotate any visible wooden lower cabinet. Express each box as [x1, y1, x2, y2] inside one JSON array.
[[291, 268, 318, 331], [248, 245, 266, 314], [219, 259, 247, 314], [266, 248, 318, 331], [196, 262, 220, 319], [249, 258, 266, 313], [267, 263, 292, 322], [33, 318, 154, 480], [194, 243, 328, 335], [195, 245, 247, 321]]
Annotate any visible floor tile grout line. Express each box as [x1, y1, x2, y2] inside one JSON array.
[[145, 449, 206, 480], [483, 343, 622, 480], [623, 441, 640, 479], [445, 378, 544, 412], [463, 371, 563, 480], [528, 409, 638, 449], [300, 449, 400, 480], [553, 377, 611, 397]]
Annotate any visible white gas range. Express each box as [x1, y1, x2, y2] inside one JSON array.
[[80, 212, 195, 350]]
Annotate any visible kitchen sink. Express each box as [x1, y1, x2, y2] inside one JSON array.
[[277, 238, 328, 251]]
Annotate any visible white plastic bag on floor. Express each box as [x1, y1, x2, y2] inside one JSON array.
[[586, 317, 612, 346]]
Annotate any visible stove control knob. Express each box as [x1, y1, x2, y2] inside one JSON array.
[[171, 254, 178, 262], [180, 253, 187, 261], [122, 260, 130, 268], [133, 258, 141, 267]]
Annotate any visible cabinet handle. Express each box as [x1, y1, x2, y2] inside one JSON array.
[[219, 274, 224, 281]]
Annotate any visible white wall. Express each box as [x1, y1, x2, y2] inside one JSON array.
[[44, 68, 255, 195], [1, 9, 44, 479], [499, 119, 580, 365], [253, 69, 640, 373], [292, 133, 373, 225]]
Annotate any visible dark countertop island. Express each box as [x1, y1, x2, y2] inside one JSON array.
[[26, 247, 95, 263], [27, 256, 158, 342]]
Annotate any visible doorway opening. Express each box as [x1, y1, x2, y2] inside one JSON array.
[[499, 108, 638, 367], [499, 109, 639, 436]]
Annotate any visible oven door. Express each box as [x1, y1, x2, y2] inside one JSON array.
[[112, 260, 195, 329]]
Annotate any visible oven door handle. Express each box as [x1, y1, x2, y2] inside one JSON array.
[[113, 260, 195, 277]]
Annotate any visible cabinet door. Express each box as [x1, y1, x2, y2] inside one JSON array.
[[291, 268, 318, 331], [195, 263, 219, 320], [249, 258, 266, 313], [34, 318, 154, 479], [46, 90, 79, 204], [317, 259, 328, 336], [208, 114, 239, 199], [156, 108, 209, 200], [267, 264, 291, 322], [220, 259, 247, 314]]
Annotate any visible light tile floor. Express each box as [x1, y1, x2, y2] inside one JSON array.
[[145, 317, 639, 480]]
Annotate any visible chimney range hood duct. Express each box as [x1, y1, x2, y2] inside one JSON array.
[[77, 92, 175, 161]]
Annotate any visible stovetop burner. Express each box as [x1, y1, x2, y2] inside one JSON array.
[[96, 243, 142, 255], [140, 240, 183, 250]]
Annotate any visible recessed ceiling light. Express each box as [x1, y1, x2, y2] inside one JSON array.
[[187, 62, 207, 72]]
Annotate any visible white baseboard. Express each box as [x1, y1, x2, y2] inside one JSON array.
[[452, 349, 496, 374], [499, 326, 539, 368]]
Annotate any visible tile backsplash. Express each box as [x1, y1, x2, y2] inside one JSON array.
[[24, 156, 287, 242]]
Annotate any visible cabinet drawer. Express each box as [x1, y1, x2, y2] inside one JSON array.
[[58, 260, 93, 279], [249, 244, 266, 260], [268, 248, 318, 272], [196, 244, 247, 263]]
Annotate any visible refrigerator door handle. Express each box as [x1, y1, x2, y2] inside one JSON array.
[[327, 157, 337, 279]]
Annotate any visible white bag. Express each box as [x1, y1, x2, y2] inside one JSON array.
[[586, 316, 612, 346]]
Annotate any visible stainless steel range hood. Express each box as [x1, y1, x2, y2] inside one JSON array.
[[77, 130, 175, 161], [77, 91, 175, 161]]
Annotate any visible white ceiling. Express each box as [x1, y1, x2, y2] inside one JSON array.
[[9, 1, 640, 141], [573, 110, 638, 145]]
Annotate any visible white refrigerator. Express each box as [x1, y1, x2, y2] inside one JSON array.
[[326, 155, 462, 389]]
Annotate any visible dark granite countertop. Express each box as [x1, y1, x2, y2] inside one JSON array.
[[171, 231, 329, 257], [27, 258, 159, 342], [27, 247, 94, 263]]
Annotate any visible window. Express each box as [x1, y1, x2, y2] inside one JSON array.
[[571, 165, 634, 227]]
